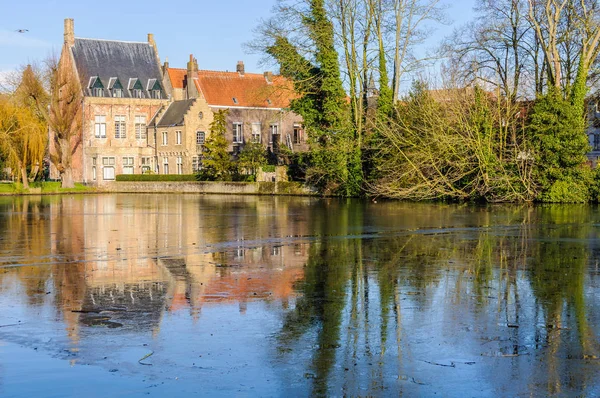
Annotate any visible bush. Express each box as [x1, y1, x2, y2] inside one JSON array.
[[261, 165, 276, 173], [541, 179, 590, 203], [115, 174, 197, 182]]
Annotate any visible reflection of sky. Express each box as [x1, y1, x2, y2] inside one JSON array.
[[1, 196, 600, 396]]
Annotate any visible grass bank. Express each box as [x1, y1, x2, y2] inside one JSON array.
[[0, 182, 93, 195]]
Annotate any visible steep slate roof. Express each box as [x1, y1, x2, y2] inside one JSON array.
[[156, 99, 196, 127], [72, 38, 164, 98], [167, 68, 296, 108]]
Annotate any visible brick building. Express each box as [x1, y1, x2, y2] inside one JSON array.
[[51, 19, 168, 184], [51, 19, 305, 182]]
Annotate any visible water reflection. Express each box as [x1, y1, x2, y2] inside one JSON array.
[[0, 196, 599, 396]]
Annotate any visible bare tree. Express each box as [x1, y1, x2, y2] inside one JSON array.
[[47, 55, 82, 188]]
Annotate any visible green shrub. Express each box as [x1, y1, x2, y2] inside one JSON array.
[[261, 165, 276, 173], [541, 179, 590, 203], [115, 174, 197, 182]]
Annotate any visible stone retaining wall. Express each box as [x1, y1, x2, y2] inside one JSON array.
[[100, 181, 317, 196]]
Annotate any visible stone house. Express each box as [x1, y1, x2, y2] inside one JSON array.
[[162, 56, 308, 158], [51, 19, 168, 184]]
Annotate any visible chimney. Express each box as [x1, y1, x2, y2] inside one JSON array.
[[186, 54, 199, 99], [236, 61, 245, 76], [264, 71, 273, 84], [162, 56, 169, 75], [64, 18, 74, 47], [147, 33, 162, 74]]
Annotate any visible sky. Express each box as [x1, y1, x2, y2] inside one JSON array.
[[0, 0, 476, 79]]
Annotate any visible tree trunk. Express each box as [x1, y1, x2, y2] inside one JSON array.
[[61, 167, 74, 189], [20, 164, 29, 190]]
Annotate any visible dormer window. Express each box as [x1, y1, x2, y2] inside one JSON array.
[[108, 77, 123, 98], [128, 78, 144, 99], [88, 76, 104, 97], [147, 79, 162, 99]]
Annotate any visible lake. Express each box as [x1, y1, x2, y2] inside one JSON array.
[[0, 194, 599, 397]]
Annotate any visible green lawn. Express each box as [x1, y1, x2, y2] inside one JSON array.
[[0, 181, 92, 194]]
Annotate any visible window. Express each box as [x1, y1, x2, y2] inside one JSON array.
[[293, 124, 303, 144], [123, 157, 134, 174], [93, 87, 103, 97], [114, 115, 126, 139], [269, 124, 279, 144], [163, 157, 169, 174], [192, 156, 201, 172], [198, 112, 204, 120], [251, 123, 261, 143], [152, 90, 161, 99], [196, 131, 205, 145], [134, 116, 146, 139], [92, 158, 97, 180], [112, 88, 123, 98], [133, 89, 143, 98], [232, 97, 238, 104], [176, 156, 183, 175], [94, 115, 106, 138], [162, 131, 168, 146], [233, 123, 243, 144], [102, 157, 115, 180], [141, 157, 152, 174], [176, 130, 182, 145], [595, 133, 600, 151]]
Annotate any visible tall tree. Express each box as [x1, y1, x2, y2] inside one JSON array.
[[199, 110, 233, 181], [47, 56, 82, 188]]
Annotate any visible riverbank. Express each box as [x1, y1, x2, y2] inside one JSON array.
[[0, 181, 318, 196], [0, 182, 93, 195]]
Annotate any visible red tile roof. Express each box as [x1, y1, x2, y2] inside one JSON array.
[[167, 68, 297, 109]]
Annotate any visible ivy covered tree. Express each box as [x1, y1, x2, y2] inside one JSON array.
[[528, 92, 592, 203], [266, 0, 363, 196], [198, 110, 233, 181]]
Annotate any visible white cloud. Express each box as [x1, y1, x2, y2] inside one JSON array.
[[0, 29, 51, 48]]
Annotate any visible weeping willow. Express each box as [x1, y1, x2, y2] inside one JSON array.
[[0, 98, 47, 189]]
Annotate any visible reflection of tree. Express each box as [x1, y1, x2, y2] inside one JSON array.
[[0, 196, 54, 304], [527, 206, 598, 395], [51, 197, 86, 346]]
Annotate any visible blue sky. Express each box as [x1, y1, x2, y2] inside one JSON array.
[[0, 0, 476, 77]]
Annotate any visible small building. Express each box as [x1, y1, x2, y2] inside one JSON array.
[[161, 56, 308, 161]]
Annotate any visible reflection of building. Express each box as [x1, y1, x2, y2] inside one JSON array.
[[43, 195, 311, 343]]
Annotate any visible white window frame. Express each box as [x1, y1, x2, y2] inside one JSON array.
[[163, 157, 169, 174], [251, 123, 261, 143], [162, 131, 168, 146], [176, 130, 182, 145], [134, 116, 146, 139], [94, 115, 107, 138], [152, 90, 161, 99], [269, 124, 279, 144], [112, 88, 123, 98], [233, 123, 243, 144], [176, 156, 183, 175], [102, 157, 115, 180], [114, 115, 126, 139], [293, 124, 303, 144]]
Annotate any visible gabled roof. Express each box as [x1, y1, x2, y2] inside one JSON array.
[[167, 68, 297, 109], [155, 99, 196, 127], [71, 38, 164, 98]]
